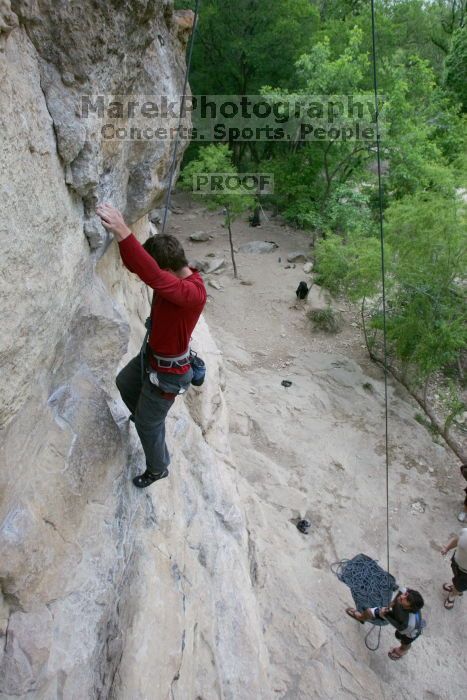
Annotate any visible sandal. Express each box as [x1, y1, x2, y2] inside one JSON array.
[[133, 468, 168, 488], [388, 648, 405, 661], [444, 595, 455, 609], [346, 607, 364, 624], [442, 583, 463, 596]]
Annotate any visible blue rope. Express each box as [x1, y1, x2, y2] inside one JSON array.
[[332, 554, 398, 650], [333, 554, 397, 614]]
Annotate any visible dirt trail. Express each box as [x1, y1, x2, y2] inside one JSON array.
[[168, 193, 465, 700]]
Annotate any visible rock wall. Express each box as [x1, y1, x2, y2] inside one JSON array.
[[3, 4, 463, 700], [0, 2, 268, 697]]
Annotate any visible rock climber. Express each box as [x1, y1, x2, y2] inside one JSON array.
[[96, 203, 207, 488], [441, 526, 467, 609], [346, 587, 425, 661]]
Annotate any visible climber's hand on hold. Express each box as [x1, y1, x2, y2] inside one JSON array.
[[96, 203, 132, 242]]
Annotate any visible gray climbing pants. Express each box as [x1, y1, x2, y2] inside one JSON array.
[[116, 355, 193, 475]]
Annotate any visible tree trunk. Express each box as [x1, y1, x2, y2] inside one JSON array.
[[368, 350, 466, 462], [361, 297, 376, 360], [226, 208, 238, 279]]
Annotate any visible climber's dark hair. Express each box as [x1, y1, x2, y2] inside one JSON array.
[[406, 589, 424, 612], [143, 234, 188, 271]]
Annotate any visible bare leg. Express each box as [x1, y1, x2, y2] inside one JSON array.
[[444, 582, 462, 608]]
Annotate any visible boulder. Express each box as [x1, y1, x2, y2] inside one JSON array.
[[287, 251, 307, 262], [239, 241, 277, 254], [205, 257, 226, 274], [208, 279, 223, 290], [188, 259, 210, 273], [190, 230, 212, 242]]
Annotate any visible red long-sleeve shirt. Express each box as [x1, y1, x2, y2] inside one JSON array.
[[118, 234, 207, 374]]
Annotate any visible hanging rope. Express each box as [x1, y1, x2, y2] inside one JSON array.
[[161, 0, 202, 234], [370, 0, 392, 606], [141, 3, 201, 376], [331, 3, 393, 652]]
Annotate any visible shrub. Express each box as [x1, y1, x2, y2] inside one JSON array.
[[307, 307, 342, 333]]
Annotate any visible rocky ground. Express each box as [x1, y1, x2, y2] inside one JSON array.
[[165, 192, 466, 700]]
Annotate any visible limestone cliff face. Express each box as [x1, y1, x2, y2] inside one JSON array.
[[0, 2, 266, 698], [3, 4, 451, 700], [0, 0, 194, 428]]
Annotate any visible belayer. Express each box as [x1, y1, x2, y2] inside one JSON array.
[[96, 203, 207, 488], [346, 587, 425, 661]]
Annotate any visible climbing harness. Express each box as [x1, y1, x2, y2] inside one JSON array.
[[161, 0, 202, 234], [148, 347, 191, 368], [140, 317, 206, 387]]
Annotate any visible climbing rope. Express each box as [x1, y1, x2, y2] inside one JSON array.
[[332, 555, 397, 614], [370, 0, 391, 598], [331, 2, 393, 651], [160, 1, 394, 653], [161, 0, 202, 234], [141, 2, 201, 375], [331, 554, 398, 650]]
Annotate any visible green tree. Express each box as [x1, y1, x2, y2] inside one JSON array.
[[429, 0, 467, 54], [316, 188, 466, 379], [180, 145, 255, 278], [380, 53, 459, 199], [176, 0, 319, 94], [383, 190, 466, 376], [314, 228, 383, 299], [444, 26, 467, 111], [261, 26, 375, 221]]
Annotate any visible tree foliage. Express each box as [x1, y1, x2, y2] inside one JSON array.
[[176, 0, 319, 94], [179, 144, 255, 216], [315, 189, 466, 378], [444, 25, 467, 111], [383, 191, 466, 376], [179, 0, 467, 382], [261, 26, 375, 217]]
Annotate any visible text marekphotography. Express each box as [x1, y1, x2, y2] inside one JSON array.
[[79, 94, 386, 142]]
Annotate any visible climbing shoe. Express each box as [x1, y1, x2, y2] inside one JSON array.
[[132, 468, 169, 488]]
